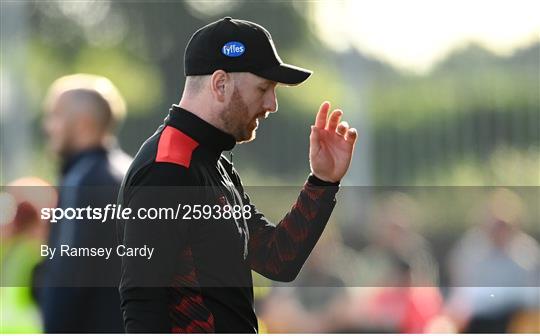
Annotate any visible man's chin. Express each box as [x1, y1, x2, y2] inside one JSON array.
[[236, 130, 257, 144]]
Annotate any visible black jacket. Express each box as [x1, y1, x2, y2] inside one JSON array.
[[39, 146, 131, 333], [118, 105, 339, 333]]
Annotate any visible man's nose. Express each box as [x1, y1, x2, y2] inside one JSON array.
[[264, 92, 278, 113]]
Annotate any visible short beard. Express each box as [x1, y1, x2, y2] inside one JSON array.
[[58, 134, 79, 163], [221, 87, 256, 143]]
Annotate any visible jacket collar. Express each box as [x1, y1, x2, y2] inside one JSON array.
[[61, 146, 107, 176], [166, 105, 236, 156]]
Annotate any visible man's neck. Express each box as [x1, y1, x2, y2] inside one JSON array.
[[178, 99, 228, 136]]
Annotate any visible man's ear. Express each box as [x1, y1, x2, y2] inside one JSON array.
[[210, 70, 231, 103]]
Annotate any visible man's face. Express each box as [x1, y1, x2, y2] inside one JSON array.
[[43, 93, 77, 158], [221, 73, 278, 143]]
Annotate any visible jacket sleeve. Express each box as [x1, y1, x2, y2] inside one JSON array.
[[238, 174, 339, 282], [118, 162, 196, 333]]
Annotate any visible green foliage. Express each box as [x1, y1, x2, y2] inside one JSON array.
[[26, 39, 68, 114], [74, 48, 163, 115], [368, 43, 539, 185], [278, 51, 345, 115], [413, 146, 540, 186], [25, 40, 163, 117], [368, 46, 539, 130]]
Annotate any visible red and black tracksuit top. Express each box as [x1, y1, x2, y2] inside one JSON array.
[[117, 105, 339, 333]]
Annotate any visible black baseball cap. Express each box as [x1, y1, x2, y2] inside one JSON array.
[[184, 17, 312, 85]]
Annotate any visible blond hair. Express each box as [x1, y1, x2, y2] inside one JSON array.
[[44, 74, 127, 131]]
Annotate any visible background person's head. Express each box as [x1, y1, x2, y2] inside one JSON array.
[[481, 188, 524, 248], [43, 74, 126, 159]]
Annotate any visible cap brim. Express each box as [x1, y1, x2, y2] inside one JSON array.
[[253, 63, 312, 86]]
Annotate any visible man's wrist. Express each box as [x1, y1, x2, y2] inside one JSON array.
[[308, 174, 340, 186]]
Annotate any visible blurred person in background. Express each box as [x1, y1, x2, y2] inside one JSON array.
[[357, 192, 439, 286], [0, 177, 57, 333], [37, 74, 131, 332], [350, 192, 442, 333], [258, 226, 357, 333], [445, 188, 540, 333]]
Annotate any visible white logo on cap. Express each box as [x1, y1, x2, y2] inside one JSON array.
[[222, 41, 245, 57]]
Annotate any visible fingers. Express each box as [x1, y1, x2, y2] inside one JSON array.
[[346, 128, 358, 144], [314, 101, 330, 129], [336, 121, 349, 136], [314, 101, 356, 144], [326, 109, 343, 132]]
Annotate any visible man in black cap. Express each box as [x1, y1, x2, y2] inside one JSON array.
[[118, 17, 357, 333]]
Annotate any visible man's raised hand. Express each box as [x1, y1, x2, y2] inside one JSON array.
[[309, 101, 357, 183]]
